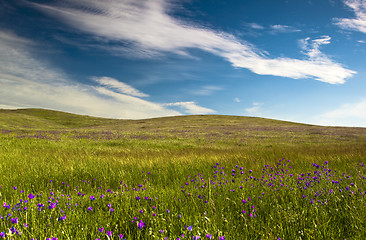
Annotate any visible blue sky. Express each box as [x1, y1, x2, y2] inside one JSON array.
[[0, 0, 366, 126]]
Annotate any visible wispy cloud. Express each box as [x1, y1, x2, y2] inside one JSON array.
[[245, 23, 300, 34], [335, 0, 366, 33], [314, 99, 366, 127], [246, 23, 265, 30], [225, 35, 355, 84], [0, 31, 186, 119], [299, 36, 332, 62], [164, 102, 216, 115], [245, 102, 263, 116], [0, 31, 68, 87], [94, 76, 149, 98], [93, 86, 180, 118], [270, 24, 301, 33], [0, 104, 20, 109], [31, 0, 356, 84], [234, 97, 241, 103], [191, 85, 223, 96]]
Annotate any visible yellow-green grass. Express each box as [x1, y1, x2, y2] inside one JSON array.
[[0, 109, 365, 239]]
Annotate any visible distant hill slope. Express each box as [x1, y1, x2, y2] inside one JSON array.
[[0, 108, 118, 129], [0, 109, 365, 142], [0, 108, 304, 130]]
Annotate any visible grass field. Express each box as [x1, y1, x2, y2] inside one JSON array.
[[1, 109, 366, 239]]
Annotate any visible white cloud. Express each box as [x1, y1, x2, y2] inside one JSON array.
[[31, 0, 356, 84], [299, 36, 331, 62], [243, 100, 366, 127], [93, 76, 149, 97], [0, 31, 184, 119], [0, 104, 19, 109], [315, 99, 366, 127], [93, 86, 180, 118], [270, 24, 301, 33], [245, 23, 300, 34], [247, 23, 265, 30], [234, 97, 240, 103], [165, 102, 216, 115], [225, 35, 354, 85], [245, 102, 263, 116], [223, 51, 354, 85], [0, 31, 68, 86], [191, 85, 223, 96], [335, 0, 366, 33]]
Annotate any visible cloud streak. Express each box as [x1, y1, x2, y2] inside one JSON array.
[[247, 23, 265, 30], [31, 0, 356, 84], [245, 102, 263, 116], [299, 36, 332, 61], [94, 76, 149, 98], [191, 85, 223, 96], [164, 102, 216, 115], [0, 31, 214, 119], [335, 0, 366, 33], [315, 99, 366, 127], [270, 24, 301, 33]]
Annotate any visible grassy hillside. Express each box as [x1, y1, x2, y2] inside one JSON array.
[[1, 108, 365, 139], [0, 108, 118, 129], [1, 108, 366, 239]]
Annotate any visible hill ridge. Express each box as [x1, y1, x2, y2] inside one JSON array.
[[0, 108, 365, 132]]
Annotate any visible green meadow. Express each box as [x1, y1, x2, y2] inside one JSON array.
[[0, 109, 366, 239]]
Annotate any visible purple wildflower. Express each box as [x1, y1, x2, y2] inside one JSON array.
[[11, 217, 18, 224], [58, 215, 66, 221], [49, 202, 56, 209], [137, 220, 146, 229]]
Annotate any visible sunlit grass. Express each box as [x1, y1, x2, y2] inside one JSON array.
[[0, 109, 366, 239]]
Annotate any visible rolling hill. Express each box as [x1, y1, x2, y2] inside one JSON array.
[[1, 108, 365, 144]]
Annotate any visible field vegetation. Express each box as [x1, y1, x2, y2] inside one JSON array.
[[0, 109, 366, 239]]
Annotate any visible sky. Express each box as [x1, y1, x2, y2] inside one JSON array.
[[0, 0, 366, 127]]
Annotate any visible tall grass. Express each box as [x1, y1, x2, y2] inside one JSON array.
[[0, 111, 366, 239]]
